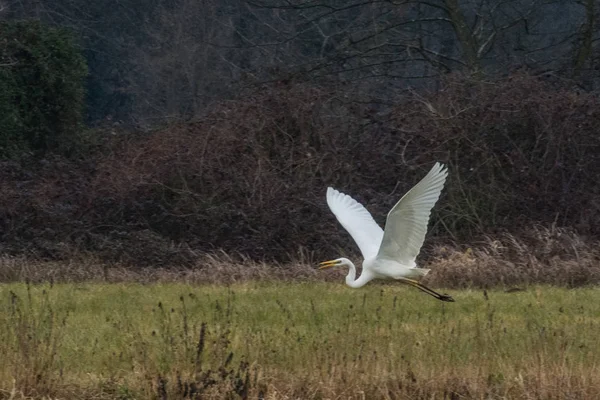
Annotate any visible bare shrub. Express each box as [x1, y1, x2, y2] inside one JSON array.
[[91, 73, 600, 262], [92, 83, 369, 262], [2, 73, 600, 287], [391, 72, 600, 238]]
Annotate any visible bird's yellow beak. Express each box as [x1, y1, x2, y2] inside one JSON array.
[[318, 259, 341, 270]]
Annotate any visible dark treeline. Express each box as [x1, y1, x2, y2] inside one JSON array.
[[0, 0, 599, 268], [1, 0, 597, 125]]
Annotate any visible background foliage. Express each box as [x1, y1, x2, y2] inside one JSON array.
[[0, 20, 87, 158], [1, 0, 597, 124]]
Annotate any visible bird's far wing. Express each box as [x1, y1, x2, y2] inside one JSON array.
[[326, 187, 384, 260], [377, 162, 448, 265]]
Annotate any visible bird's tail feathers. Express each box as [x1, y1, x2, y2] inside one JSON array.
[[412, 268, 430, 277]]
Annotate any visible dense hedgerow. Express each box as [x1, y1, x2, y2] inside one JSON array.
[[1, 73, 600, 275]]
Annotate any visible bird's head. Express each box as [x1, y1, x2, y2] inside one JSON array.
[[318, 257, 351, 270]]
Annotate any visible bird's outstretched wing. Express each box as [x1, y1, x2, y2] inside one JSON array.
[[377, 162, 448, 265], [326, 187, 384, 260]]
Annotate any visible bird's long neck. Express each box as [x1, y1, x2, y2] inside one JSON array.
[[343, 259, 374, 288]]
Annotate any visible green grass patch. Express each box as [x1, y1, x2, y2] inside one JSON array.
[[1, 282, 599, 399]]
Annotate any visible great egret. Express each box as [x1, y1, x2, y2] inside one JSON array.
[[319, 162, 454, 302]]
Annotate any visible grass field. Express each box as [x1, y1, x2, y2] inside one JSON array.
[[1, 282, 600, 399]]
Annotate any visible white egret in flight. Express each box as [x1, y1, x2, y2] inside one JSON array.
[[320, 162, 454, 302]]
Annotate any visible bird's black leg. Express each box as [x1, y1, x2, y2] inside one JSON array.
[[399, 278, 455, 302]]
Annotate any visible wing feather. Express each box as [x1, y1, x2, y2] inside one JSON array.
[[377, 162, 448, 265], [326, 187, 384, 260]]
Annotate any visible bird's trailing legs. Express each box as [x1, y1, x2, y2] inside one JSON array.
[[398, 278, 455, 302]]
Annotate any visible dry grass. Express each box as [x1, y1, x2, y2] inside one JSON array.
[[1, 281, 600, 399], [0, 252, 320, 285], [1, 226, 599, 289], [428, 225, 600, 288], [1, 224, 599, 399]]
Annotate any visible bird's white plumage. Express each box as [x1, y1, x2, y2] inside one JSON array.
[[378, 162, 448, 265], [321, 162, 453, 301], [326, 162, 448, 270], [326, 187, 384, 259]]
